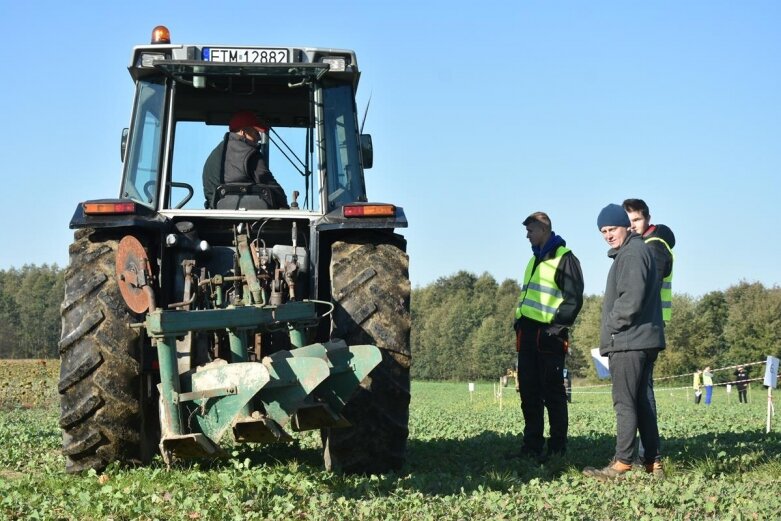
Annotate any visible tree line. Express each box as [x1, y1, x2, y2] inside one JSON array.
[[0, 265, 64, 359], [2, 266, 780, 383], [412, 271, 781, 382]]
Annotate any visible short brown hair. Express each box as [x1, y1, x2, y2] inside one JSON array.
[[523, 211, 551, 232], [622, 198, 650, 219]]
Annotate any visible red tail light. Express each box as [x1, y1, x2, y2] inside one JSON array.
[[83, 202, 137, 215], [343, 204, 395, 217]]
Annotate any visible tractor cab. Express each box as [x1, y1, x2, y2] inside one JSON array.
[[121, 26, 371, 215]]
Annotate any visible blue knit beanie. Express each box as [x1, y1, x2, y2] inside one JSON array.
[[597, 204, 630, 229]]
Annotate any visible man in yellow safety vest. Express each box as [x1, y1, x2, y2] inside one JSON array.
[[622, 198, 675, 466], [509, 211, 584, 463], [622, 199, 675, 323]]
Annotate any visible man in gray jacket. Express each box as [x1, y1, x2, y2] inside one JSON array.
[[583, 203, 666, 480]]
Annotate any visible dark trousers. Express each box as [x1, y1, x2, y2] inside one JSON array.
[[738, 388, 747, 403], [608, 349, 661, 464], [517, 326, 568, 454]]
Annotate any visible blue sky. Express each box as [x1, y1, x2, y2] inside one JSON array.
[[1, 1, 779, 297]]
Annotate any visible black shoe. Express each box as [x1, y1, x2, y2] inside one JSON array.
[[544, 447, 566, 461], [505, 446, 543, 461]]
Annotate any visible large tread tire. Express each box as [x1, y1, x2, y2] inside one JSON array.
[[322, 233, 411, 475], [58, 228, 145, 473]]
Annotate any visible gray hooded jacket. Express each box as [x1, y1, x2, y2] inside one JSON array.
[[599, 232, 665, 355]]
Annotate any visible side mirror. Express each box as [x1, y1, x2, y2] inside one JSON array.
[[360, 134, 373, 169], [121, 128, 129, 161]]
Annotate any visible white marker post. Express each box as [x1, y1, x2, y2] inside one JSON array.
[[764, 356, 779, 433], [468, 382, 475, 403]]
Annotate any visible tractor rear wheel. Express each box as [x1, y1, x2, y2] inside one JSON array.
[[58, 229, 148, 473], [322, 233, 411, 474]]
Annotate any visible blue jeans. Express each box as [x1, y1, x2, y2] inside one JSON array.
[[704, 385, 713, 405]]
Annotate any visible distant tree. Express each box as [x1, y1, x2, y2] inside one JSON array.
[[468, 316, 515, 380], [722, 282, 781, 366], [0, 265, 64, 359], [0, 273, 22, 357], [441, 290, 483, 381], [410, 287, 442, 379], [15, 264, 63, 358], [411, 272, 521, 381], [569, 295, 602, 377], [656, 294, 699, 376], [692, 290, 728, 366]]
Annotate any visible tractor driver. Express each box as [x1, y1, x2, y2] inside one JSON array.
[[202, 111, 289, 209]]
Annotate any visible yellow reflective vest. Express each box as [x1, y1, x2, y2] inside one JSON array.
[[645, 237, 673, 322], [515, 246, 570, 323]]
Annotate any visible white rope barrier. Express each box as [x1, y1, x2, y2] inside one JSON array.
[[571, 359, 772, 393], [652, 360, 767, 382], [508, 356, 778, 432]]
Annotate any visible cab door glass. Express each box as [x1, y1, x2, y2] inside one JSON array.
[[323, 85, 366, 210], [121, 80, 166, 207]]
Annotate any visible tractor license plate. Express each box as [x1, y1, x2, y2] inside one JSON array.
[[204, 47, 289, 63]]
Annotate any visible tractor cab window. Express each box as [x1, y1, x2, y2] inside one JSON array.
[[170, 121, 314, 211], [165, 68, 321, 212], [121, 80, 166, 208], [323, 84, 367, 210]]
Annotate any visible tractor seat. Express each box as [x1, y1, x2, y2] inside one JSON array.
[[212, 183, 274, 210]]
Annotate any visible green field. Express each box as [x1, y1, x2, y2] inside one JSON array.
[[1, 360, 780, 520]]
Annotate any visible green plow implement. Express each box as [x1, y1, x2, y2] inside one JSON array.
[[143, 302, 382, 463]]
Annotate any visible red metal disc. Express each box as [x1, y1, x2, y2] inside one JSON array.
[[116, 235, 152, 313]]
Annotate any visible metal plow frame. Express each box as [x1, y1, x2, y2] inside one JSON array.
[[143, 302, 381, 464]]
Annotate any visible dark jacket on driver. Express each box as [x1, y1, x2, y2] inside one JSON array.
[[202, 132, 289, 209]]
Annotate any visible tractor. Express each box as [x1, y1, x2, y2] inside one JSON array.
[[58, 26, 410, 475]]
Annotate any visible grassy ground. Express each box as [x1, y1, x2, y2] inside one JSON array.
[[1, 360, 779, 520]]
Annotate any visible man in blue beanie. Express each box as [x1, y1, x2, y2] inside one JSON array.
[[509, 211, 584, 463], [583, 204, 666, 480]]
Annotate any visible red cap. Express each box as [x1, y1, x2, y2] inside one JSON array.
[[229, 111, 267, 132]]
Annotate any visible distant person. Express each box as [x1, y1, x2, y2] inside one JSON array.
[[622, 199, 675, 324], [202, 111, 289, 209], [703, 366, 714, 405], [583, 204, 665, 480], [509, 211, 584, 463], [734, 365, 749, 404], [693, 369, 703, 404]]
